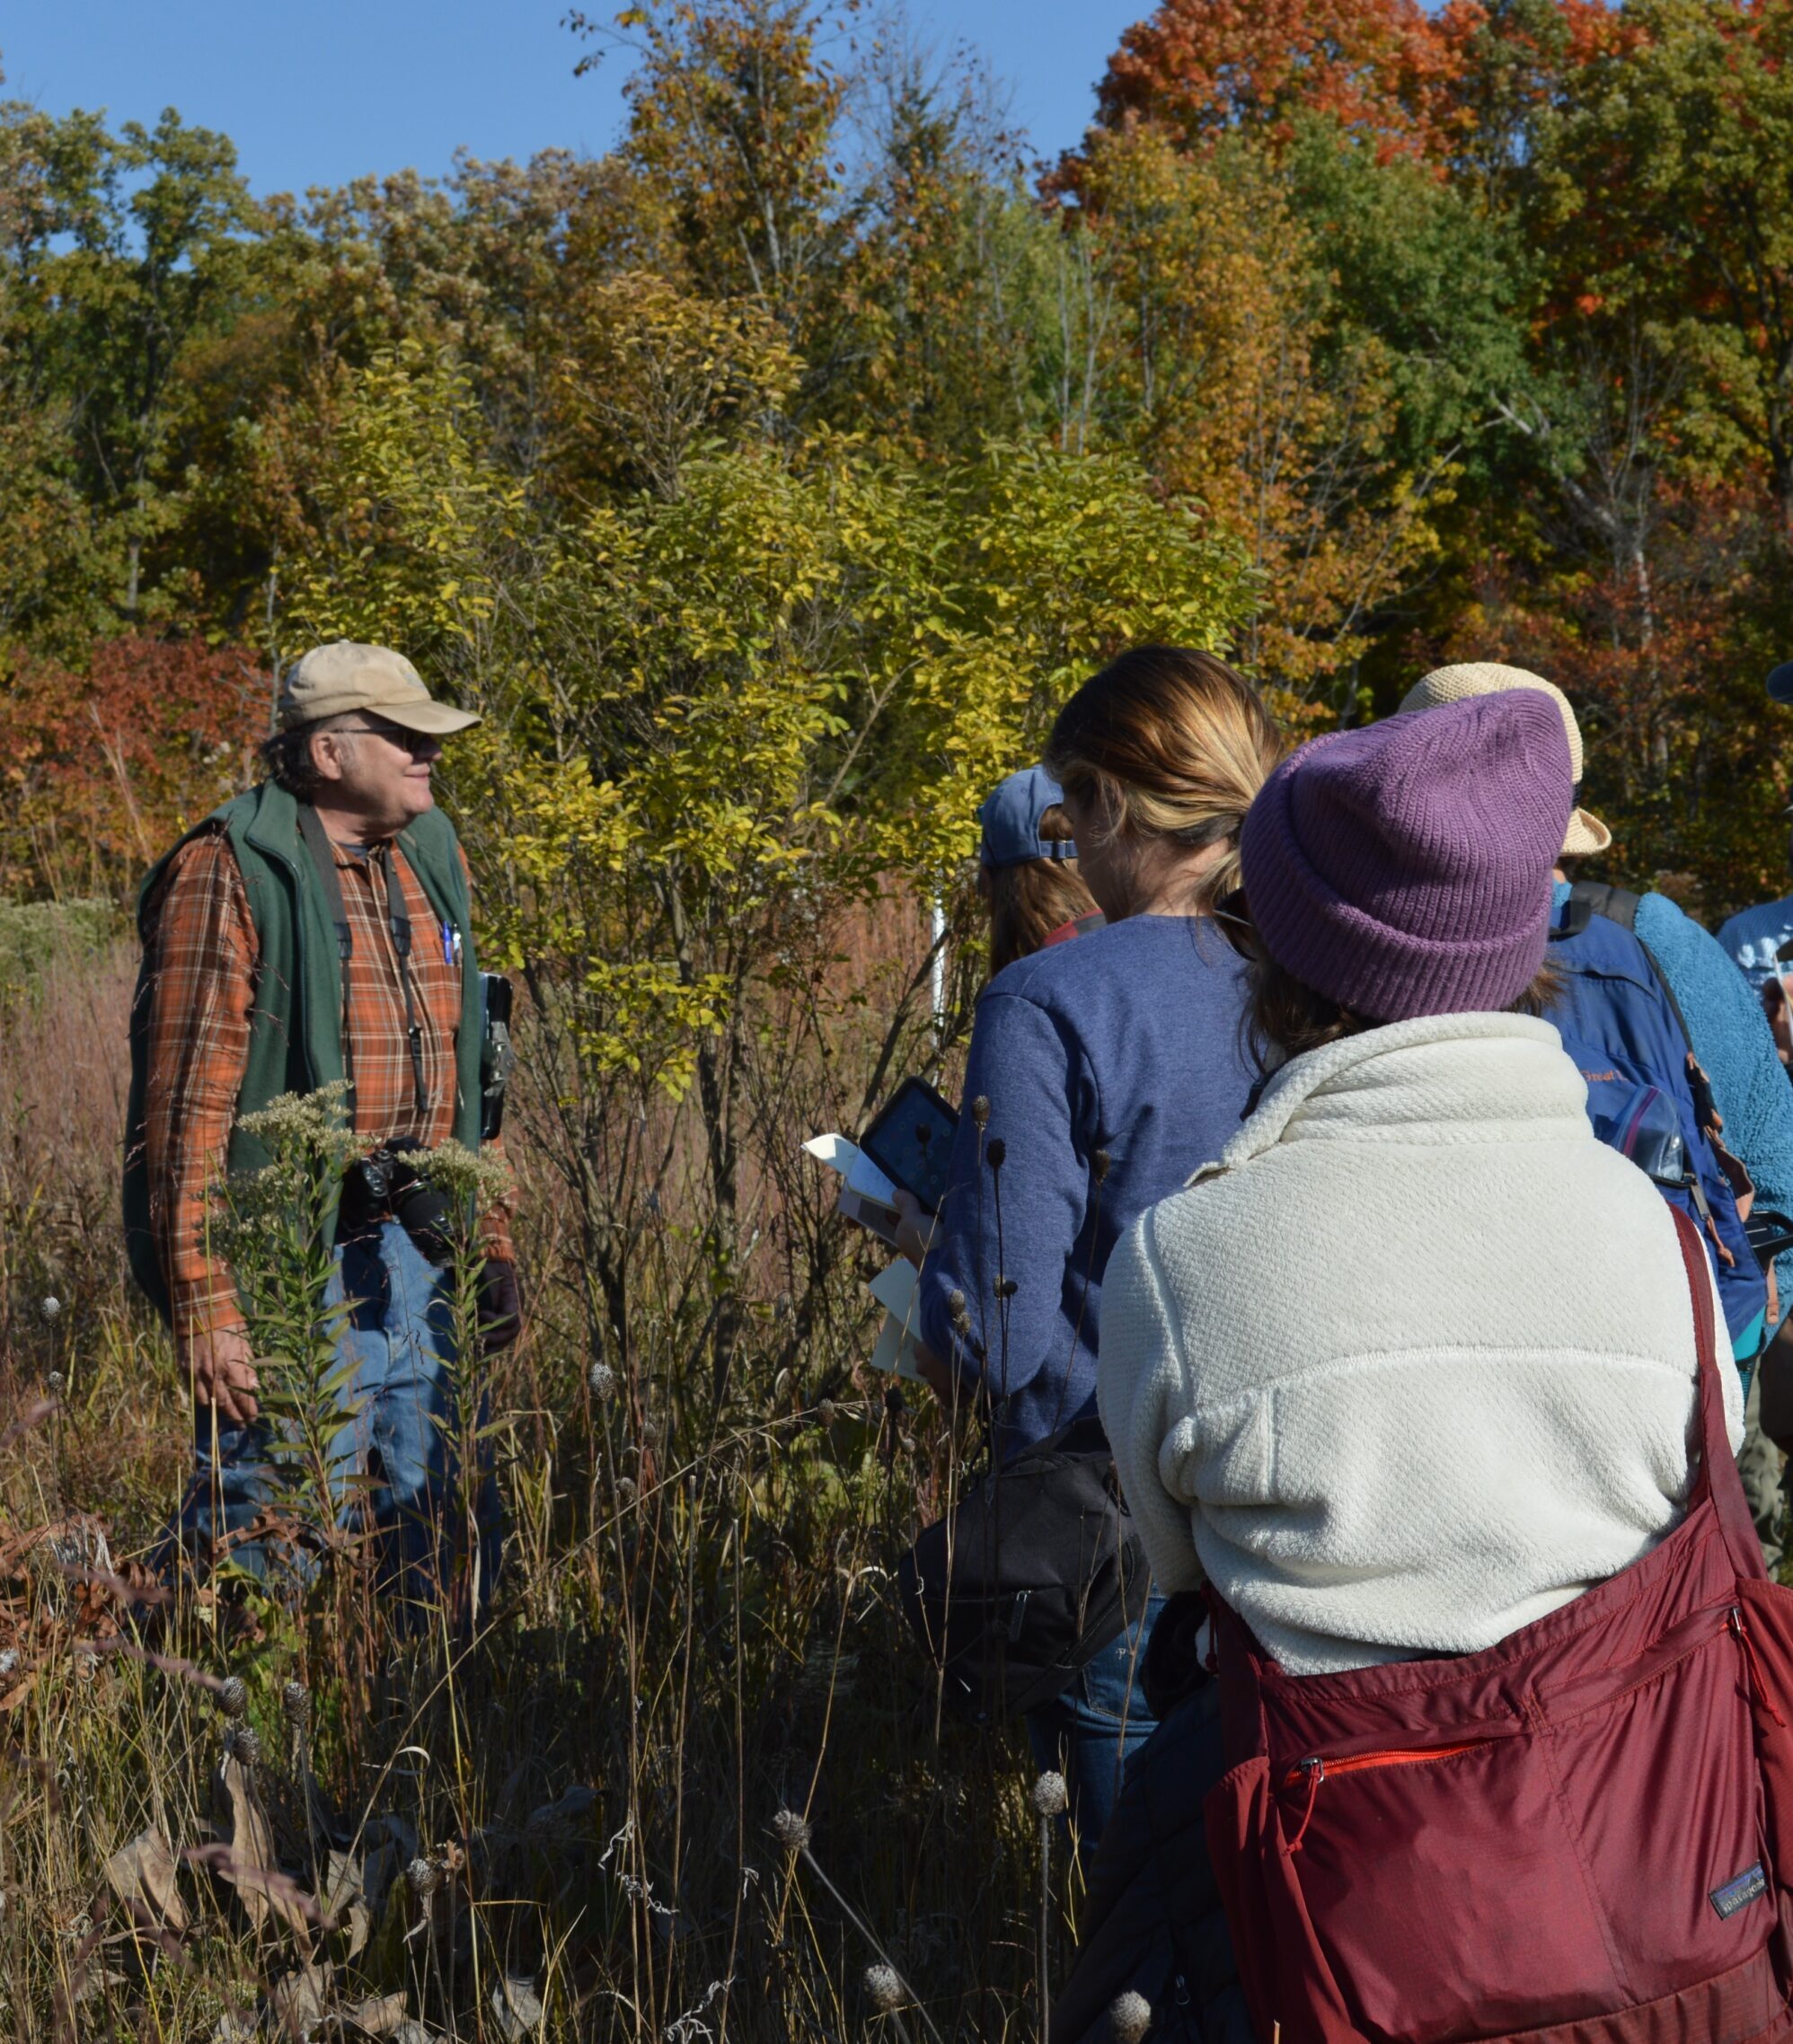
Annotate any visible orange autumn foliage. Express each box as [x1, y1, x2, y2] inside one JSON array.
[[1092, 0, 1462, 160], [0, 636, 265, 897]]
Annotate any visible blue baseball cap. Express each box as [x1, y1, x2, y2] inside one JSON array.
[[977, 765, 1076, 868], [1770, 663, 1793, 704]]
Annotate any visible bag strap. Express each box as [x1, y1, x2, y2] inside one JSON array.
[[1669, 1206, 1765, 1577]]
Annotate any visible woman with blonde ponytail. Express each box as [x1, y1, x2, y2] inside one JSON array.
[[899, 647, 1282, 1847]]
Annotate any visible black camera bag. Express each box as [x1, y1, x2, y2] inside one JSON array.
[[897, 1414, 1150, 1724]]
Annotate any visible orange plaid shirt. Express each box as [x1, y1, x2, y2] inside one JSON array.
[[140, 823, 514, 1341]]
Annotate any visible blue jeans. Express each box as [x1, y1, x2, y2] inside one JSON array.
[[1027, 1590, 1164, 1852], [169, 1220, 501, 1621]]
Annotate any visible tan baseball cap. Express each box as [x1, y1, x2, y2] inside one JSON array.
[[278, 640, 481, 736], [1399, 662, 1612, 858]]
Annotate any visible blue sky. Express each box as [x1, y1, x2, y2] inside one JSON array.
[[1, 1, 1147, 198]]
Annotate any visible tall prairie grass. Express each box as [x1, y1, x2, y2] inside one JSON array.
[[0, 901, 1083, 2042]]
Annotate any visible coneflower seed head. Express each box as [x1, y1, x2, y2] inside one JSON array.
[[407, 1855, 443, 1899], [1109, 1988, 1153, 2043], [231, 1723, 262, 1768], [971, 1097, 990, 1129], [216, 1675, 248, 1720], [282, 1680, 310, 1732], [985, 1138, 1006, 1169], [588, 1361, 616, 1399]]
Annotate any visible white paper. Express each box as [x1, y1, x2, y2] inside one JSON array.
[[804, 1132, 902, 1246], [866, 1259, 926, 1381], [802, 1132, 898, 1205]]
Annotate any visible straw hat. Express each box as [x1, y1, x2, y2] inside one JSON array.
[[1398, 663, 1612, 857]]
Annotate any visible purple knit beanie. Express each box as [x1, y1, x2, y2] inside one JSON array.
[[1239, 692, 1573, 1022]]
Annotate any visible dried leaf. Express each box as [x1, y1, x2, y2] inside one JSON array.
[[105, 1822, 189, 1934], [210, 1754, 313, 1935], [332, 1992, 410, 2039], [268, 1959, 333, 2039], [322, 1848, 369, 1958], [489, 1972, 545, 2040]]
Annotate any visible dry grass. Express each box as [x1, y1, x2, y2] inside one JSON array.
[[0, 908, 1080, 2043]]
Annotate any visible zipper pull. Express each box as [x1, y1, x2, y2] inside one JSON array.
[[1729, 1606, 1787, 1728], [1287, 1757, 1325, 1855]]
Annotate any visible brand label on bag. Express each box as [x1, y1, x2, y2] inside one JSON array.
[[1710, 1863, 1768, 1919]]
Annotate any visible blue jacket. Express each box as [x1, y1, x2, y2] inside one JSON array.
[[914, 915, 1257, 1465], [1550, 882, 1793, 1336]]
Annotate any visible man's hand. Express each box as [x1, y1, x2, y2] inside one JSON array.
[[891, 1189, 937, 1269], [186, 1327, 260, 1427], [478, 1259, 523, 1354]]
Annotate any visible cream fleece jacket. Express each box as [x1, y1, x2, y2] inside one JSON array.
[[1098, 1011, 1741, 1678]]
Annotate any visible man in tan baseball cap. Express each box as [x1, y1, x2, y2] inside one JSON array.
[[126, 639, 515, 1611], [278, 639, 481, 736]]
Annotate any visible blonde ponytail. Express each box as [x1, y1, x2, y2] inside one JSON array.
[[1043, 647, 1283, 912]]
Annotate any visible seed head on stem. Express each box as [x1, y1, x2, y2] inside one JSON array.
[[1031, 1771, 1067, 1819], [770, 1807, 811, 1852], [864, 1963, 906, 2013], [1109, 1988, 1153, 2042]]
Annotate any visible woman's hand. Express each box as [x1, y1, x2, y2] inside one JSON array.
[[892, 1189, 937, 1268]]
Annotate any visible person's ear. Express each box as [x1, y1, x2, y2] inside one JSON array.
[[309, 727, 349, 786]]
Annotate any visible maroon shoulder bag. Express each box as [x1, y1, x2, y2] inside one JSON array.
[[1205, 1207, 1793, 2044]]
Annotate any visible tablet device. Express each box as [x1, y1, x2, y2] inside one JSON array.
[[860, 1077, 959, 1217]]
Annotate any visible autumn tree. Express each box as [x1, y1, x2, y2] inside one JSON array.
[[1084, 0, 1460, 161]]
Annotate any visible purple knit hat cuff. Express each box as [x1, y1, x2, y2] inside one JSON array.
[[1240, 694, 1573, 1023]]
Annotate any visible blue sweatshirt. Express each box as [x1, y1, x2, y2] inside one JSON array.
[[914, 914, 1258, 1463]]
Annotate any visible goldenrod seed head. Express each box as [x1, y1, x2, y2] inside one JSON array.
[[1031, 1770, 1068, 1819], [770, 1807, 811, 1851], [864, 1963, 905, 2013], [1109, 1989, 1153, 2043]]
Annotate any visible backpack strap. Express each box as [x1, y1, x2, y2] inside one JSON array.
[[1572, 878, 1725, 1150], [1569, 878, 1642, 932], [1669, 1206, 1766, 1577]]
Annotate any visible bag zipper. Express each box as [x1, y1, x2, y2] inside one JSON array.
[[1729, 1605, 1787, 1728], [1283, 1742, 1491, 1854], [1282, 1605, 1775, 1856]]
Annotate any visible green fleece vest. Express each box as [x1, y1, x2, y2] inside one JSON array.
[[123, 780, 483, 1323]]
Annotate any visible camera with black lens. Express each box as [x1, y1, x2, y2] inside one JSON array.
[[340, 1137, 455, 1264]]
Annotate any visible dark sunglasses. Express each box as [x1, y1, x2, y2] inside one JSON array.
[[1212, 885, 1261, 962], [336, 719, 438, 756]]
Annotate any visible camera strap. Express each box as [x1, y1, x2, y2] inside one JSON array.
[[376, 842, 431, 1127]]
